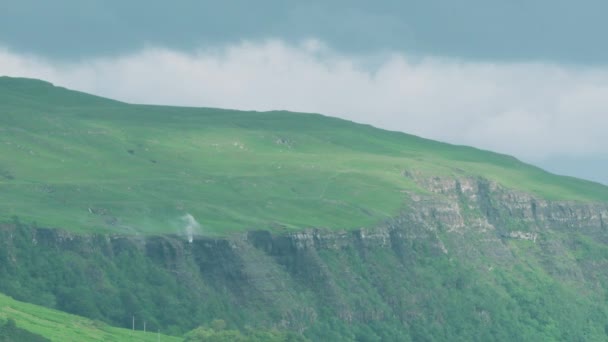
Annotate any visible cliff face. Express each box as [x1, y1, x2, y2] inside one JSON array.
[[1, 175, 608, 340]]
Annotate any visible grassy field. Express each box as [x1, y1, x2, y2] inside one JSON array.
[[0, 293, 180, 342], [2, 76, 608, 235]]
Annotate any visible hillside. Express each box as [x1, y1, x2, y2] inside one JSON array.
[[2, 77, 608, 341], [0, 293, 180, 341], [1, 76, 607, 236]]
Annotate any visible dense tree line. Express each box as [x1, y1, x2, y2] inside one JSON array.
[[183, 320, 309, 342]]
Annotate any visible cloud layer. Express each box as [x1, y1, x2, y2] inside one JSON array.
[[2, 40, 607, 165]]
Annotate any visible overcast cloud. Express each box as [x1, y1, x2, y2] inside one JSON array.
[[2, 0, 608, 64], [1, 40, 607, 183]]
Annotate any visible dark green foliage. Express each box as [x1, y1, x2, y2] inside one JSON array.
[[183, 321, 309, 342], [0, 319, 50, 342], [2, 219, 608, 341]]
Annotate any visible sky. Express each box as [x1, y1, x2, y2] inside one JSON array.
[[1, 0, 607, 184]]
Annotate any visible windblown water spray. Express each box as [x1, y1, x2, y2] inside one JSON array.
[[181, 213, 200, 243]]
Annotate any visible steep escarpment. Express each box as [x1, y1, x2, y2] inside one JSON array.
[[4, 78, 608, 341], [2, 175, 608, 341]]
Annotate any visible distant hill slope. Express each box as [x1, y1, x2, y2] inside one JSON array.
[[0, 292, 179, 342], [1, 76, 607, 235]]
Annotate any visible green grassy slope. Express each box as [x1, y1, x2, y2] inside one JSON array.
[[0, 293, 180, 342], [1, 76, 607, 235]]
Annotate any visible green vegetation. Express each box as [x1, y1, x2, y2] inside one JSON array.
[[184, 320, 309, 341], [1, 76, 607, 235], [2, 219, 608, 341], [0, 293, 180, 341], [2, 77, 608, 341], [0, 318, 50, 342]]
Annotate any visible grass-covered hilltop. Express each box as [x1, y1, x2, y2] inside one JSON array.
[[2, 76, 608, 341], [1, 76, 607, 236]]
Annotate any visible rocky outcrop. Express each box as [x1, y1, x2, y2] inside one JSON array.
[[405, 173, 608, 237]]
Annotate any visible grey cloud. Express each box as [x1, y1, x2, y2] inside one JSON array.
[[2, 0, 608, 64]]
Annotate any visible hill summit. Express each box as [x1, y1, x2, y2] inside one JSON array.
[[1, 76, 606, 235]]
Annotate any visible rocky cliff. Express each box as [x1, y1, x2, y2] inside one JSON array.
[[1, 175, 608, 340]]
